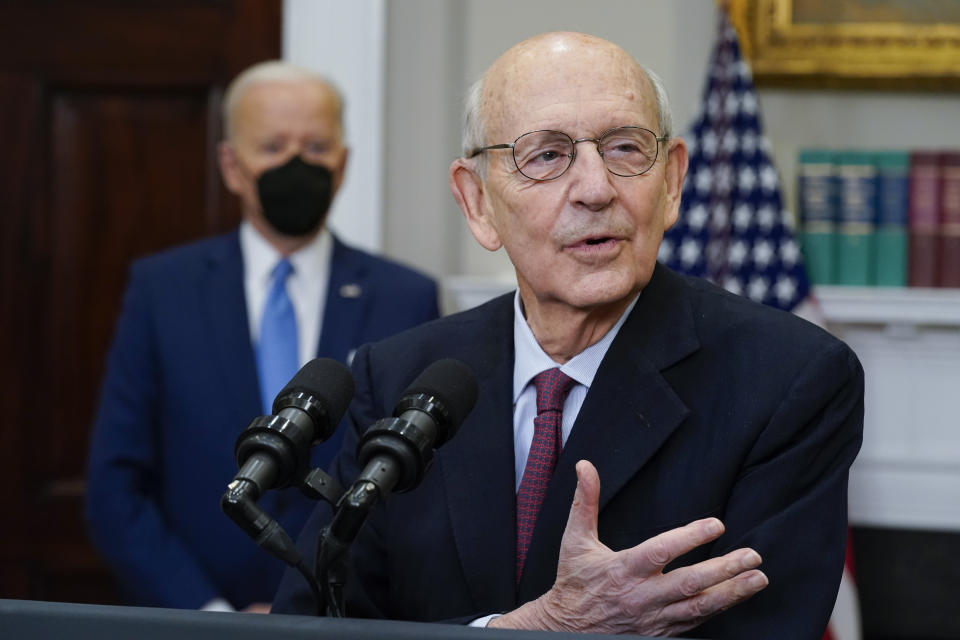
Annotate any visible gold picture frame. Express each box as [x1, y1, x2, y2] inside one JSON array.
[[728, 0, 960, 90]]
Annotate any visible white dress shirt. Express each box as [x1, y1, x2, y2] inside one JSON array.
[[240, 221, 332, 367]]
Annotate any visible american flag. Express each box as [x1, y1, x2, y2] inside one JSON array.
[[658, 8, 809, 312], [661, 8, 860, 640]]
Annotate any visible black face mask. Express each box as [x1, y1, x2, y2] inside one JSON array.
[[256, 155, 334, 237]]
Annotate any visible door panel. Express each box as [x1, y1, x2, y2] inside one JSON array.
[[0, 0, 282, 603]]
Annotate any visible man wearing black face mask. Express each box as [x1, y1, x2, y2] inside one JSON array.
[[85, 62, 439, 613]]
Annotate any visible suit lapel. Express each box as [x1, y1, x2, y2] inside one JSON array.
[[201, 232, 261, 418], [317, 237, 367, 364], [437, 295, 520, 612], [518, 265, 701, 602]]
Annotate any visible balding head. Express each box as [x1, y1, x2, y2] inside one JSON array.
[[222, 61, 344, 142], [462, 32, 673, 173]]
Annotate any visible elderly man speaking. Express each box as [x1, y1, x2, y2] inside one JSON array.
[[274, 32, 863, 639]]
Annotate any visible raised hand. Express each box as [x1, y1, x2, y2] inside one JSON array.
[[491, 460, 768, 636]]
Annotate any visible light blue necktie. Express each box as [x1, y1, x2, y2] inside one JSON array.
[[256, 258, 299, 415]]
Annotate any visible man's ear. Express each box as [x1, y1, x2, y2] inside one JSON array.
[[331, 145, 349, 194], [217, 141, 245, 196], [449, 158, 502, 252], [662, 137, 689, 231]]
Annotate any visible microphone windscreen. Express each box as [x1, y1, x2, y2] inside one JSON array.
[[275, 357, 355, 424], [401, 359, 478, 431]]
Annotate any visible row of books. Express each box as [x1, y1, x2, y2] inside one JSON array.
[[798, 149, 960, 288]]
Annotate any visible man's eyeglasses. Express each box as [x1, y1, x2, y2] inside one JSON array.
[[467, 126, 668, 181]]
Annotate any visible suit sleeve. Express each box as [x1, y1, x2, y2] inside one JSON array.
[[695, 339, 864, 640], [84, 263, 219, 608]]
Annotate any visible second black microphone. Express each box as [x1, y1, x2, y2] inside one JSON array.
[[329, 358, 478, 546]]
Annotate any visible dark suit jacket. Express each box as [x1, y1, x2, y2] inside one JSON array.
[[273, 264, 863, 640], [84, 230, 439, 610]]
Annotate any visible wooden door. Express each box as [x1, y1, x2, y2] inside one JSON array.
[[0, 0, 281, 604]]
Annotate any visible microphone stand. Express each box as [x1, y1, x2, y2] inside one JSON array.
[[313, 404, 431, 618], [222, 463, 346, 617], [314, 480, 382, 617]]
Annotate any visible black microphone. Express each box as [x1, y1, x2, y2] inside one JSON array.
[[314, 359, 477, 617], [222, 358, 353, 567], [228, 357, 354, 501], [328, 358, 478, 545]]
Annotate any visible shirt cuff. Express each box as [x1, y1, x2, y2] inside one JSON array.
[[201, 598, 235, 612], [469, 613, 502, 627]]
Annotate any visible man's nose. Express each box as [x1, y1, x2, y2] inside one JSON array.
[[568, 141, 616, 211], [288, 142, 306, 158], [263, 151, 301, 175]]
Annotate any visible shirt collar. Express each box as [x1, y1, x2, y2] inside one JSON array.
[[239, 221, 332, 286], [512, 291, 640, 403]]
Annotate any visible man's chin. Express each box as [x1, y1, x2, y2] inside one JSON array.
[[554, 279, 641, 313]]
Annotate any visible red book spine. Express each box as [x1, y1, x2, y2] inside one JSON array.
[[939, 152, 960, 288], [908, 151, 941, 287]]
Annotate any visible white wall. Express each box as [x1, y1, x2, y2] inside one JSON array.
[[283, 0, 386, 253], [381, 0, 466, 286]]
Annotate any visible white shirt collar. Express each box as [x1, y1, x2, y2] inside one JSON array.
[[512, 290, 640, 403], [239, 221, 332, 290], [240, 221, 333, 366]]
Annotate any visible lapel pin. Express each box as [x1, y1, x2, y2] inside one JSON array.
[[339, 283, 362, 298]]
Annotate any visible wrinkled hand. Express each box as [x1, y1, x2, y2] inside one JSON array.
[[491, 460, 767, 636]]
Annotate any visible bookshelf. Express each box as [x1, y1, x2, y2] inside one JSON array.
[[444, 276, 960, 532], [817, 285, 960, 325]]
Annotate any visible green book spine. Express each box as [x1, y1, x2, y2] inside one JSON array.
[[801, 231, 837, 285], [798, 149, 837, 285], [874, 229, 908, 287], [836, 232, 873, 285], [836, 150, 877, 286], [873, 151, 910, 287]]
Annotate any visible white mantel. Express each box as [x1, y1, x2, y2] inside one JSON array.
[[445, 277, 960, 532], [817, 286, 960, 532]]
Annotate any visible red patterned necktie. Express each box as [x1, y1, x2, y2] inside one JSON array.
[[515, 367, 576, 584]]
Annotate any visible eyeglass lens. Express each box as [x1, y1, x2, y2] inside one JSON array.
[[512, 127, 659, 181]]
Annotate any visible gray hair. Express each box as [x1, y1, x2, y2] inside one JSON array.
[[222, 60, 345, 140], [460, 64, 674, 180]]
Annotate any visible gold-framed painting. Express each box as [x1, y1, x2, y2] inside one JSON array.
[[728, 0, 960, 90]]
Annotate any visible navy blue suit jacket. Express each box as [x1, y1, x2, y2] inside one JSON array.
[[85, 230, 439, 609], [273, 264, 863, 640]]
